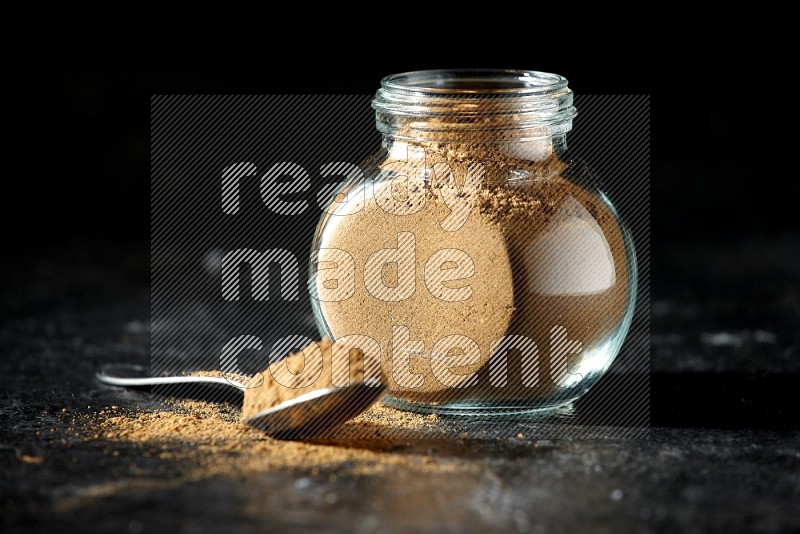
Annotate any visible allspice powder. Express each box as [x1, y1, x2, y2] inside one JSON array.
[[241, 338, 370, 420], [317, 141, 629, 405], [66, 398, 459, 486]]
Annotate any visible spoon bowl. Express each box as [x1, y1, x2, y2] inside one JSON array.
[[244, 382, 386, 439]]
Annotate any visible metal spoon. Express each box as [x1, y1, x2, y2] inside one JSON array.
[[96, 363, 386, 439]]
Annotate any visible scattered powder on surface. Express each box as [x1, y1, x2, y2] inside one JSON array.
[[67, 397, 465, 485]]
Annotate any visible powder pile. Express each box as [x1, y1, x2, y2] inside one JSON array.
[[240, 338, 374, 420], [66, 398, 461, 485]]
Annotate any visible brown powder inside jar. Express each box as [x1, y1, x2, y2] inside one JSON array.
[[315, 140, 629, 406]]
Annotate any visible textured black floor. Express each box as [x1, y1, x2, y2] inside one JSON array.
[[2, 236, 799, 533]]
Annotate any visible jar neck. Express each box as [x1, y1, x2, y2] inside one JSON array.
[[372, 69, 577, 158], [382, 133, 569, 163]]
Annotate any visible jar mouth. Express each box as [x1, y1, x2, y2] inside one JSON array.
[[373, 69, 577, 141], [381, 69, 569, 96]]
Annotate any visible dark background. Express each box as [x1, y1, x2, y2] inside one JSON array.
[[7, 56, 794, 251], [3, 44, 800, 532], [5, 54, 798, 427]]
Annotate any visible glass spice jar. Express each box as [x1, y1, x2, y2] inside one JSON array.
[[309, 69, 637, 415]]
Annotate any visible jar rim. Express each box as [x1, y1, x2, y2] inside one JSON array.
[[373, 69, 577, 140], [381, 69, 569, 96]]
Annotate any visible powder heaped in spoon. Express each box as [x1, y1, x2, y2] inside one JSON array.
[[241, 339, 374, 420]]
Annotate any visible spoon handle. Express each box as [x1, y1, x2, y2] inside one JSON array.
[[96, 363, 247, 392]]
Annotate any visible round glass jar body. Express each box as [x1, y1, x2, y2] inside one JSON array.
[[310, 70, 637, 415]]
